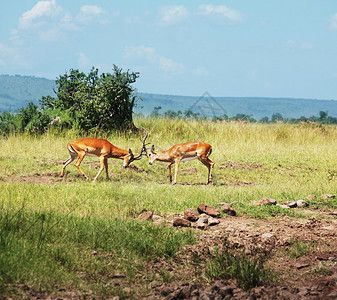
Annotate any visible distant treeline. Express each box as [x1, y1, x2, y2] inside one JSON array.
[[1, 104, 336, 136], [139, 106, 337, 125]]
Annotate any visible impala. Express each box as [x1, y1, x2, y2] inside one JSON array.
[[143, 139, 214, 185], [61, 131, 147, 181]]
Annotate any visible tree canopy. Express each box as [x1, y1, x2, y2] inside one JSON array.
[[41, 66, 139, 132]]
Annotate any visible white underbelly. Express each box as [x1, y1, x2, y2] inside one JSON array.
[[86, 152, 99, 157], [181, 156, 198, 162]]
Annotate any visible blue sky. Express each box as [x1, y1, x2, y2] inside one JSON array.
[[1, 1, 337, 99]]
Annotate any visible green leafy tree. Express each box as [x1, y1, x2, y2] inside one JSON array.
[[41, 66, 139, 131], [0, 111, 17, 135], [151, 106, 162, 117], [259, 116, 269, 123], [18, 102, 39, 131], [319, 111, 328, 120], [271, 113, 283, 122], [164, 110, 182, 118]]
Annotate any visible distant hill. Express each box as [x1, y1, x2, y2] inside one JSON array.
[[0, 75, 56, 111], [1, 74, 337, 119], [137, 93, 337, 119]]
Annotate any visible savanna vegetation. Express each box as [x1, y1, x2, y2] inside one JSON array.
[[0, 66, 140, 135], [1, 118, 337, 298], [0, 67, 336, 298]]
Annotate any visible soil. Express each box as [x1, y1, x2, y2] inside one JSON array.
[[2, 172, 337, 299], [147, 211, 337, 300]]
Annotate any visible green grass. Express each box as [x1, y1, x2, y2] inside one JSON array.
[[1, 119, 337, 297], [204, 239, 275, 290], [284, 239, 317, 259], [0, 202, 196, 297]]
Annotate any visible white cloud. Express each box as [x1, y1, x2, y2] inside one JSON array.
[[198, 4, 241, 22], [124, 45, 184, 74], [330, 13, 337, 30], [124, 45, 157, 63], [159, 57, 184, 73], [11, 1, 108, 43], [18, 0, 62, 30], [76, 5, 106, 24], [160, 5, 189, 24]]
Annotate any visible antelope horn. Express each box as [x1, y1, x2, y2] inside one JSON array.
[[133, 127, 148, 160]]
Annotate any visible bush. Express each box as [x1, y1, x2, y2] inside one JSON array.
[[41, 66, 140, 132]]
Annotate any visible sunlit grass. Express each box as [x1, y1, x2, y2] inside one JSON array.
[[1, 119, 337, 297]]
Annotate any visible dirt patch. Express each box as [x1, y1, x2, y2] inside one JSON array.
[[5, 173, 63, 184], [146, 213, 337, 299], [219, 160, 265, 171]]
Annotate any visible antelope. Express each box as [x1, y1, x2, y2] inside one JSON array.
[[60, 131, 147, 181], [143, 138, 214, 185]]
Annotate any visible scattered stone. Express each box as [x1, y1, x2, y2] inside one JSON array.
[[208, 216, 220, 226], [281, 201, 297, 208], [321, 225, 335, 231], [252, 197, 277, 206], [173, 218, 191, 227], [184, 208, 199, 222], [320, 194, 336, 200], [220, 203, 236, 216], [138, 210, 153, 221], [152, 214, 164, 222], [306, 194, 317, 200], [197, 203, 220, 217], [196, 216, 208, 230], [277, 204, 290, 209], [261, 233, 274, 239], [297, 199, 309, 207]]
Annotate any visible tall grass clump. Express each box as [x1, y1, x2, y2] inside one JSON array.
[[204, 239, 275, 290], [0, 202, 196, 297]]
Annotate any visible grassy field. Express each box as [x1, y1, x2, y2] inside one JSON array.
[[1, 118, 337, 298]]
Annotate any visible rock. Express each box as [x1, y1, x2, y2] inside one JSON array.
[[138, 210, 153, 220], [253, 198, 277, 206], [173, 218, 191, 227], [152, 214, 164, 222], [281, 201, 297, 208], [208, 217, 220, 226], [320, 194, 335, 200], [184, 208, 199, 221], [261, 233, 274, 239], [277, 204, 290, 209], [321, 225, 335, 231], [196, 216, 208, 230], [221, 203, 236, 216], [197, 203, 220, 217], [297, 199, 309, 207], [306, 194, 317, 200]]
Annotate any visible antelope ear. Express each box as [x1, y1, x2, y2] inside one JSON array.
[[151, 145, 155, 153], [129, 148, 134, 156]]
